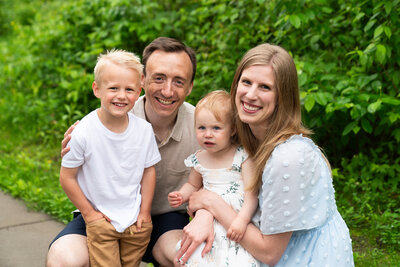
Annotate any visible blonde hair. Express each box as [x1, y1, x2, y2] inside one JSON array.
[[230, 43, 311, 191], [94, 49, 143, 85], [195, 90, 238, 145]]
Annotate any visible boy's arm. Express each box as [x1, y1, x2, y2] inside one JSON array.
[[137, 166, 156, 230], [59, 166, 104, 223]]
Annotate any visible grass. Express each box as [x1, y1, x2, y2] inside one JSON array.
[[0, 130, 399, 266]]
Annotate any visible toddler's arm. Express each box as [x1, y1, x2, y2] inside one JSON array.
[[168, 168, 203, 208], [60, 166, 105, 223], [227, 159, 259, 242]]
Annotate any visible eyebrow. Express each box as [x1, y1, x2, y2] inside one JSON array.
[[152, 72, 187, 82]]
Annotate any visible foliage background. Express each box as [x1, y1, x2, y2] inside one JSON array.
[[0, 0, 399, 265]]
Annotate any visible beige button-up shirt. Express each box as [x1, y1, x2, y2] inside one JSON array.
[[132, 96, 200, 215]]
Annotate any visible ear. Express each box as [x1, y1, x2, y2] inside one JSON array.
[[231, 125, 237, 136], [186, 81, 194, 96], [92, 81, 100, 98], [141, 74, 145, 90]]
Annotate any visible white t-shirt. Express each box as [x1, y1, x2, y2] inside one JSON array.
[[62, 109, 161, 232]]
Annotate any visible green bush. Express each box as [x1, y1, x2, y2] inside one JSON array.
[[0, 0, 399, 260]]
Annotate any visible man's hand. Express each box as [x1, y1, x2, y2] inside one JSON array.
[[61, 120, 79, 157]]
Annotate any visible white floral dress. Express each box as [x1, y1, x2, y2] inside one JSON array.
[[179, 146, 260, 267]]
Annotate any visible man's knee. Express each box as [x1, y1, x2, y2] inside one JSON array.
[[46, 234, 89, 267], [152, 230, 182, 266]]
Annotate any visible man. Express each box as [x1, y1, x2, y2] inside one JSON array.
[[46, 37, 200, 267]]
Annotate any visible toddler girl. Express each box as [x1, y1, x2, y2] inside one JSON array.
[[168, 90, 260, 266]]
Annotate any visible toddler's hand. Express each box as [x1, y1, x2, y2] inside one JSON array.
[[168, 191, 183, 208], [227, 216, 247, 242]]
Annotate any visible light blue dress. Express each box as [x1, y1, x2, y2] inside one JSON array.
[[259, 135, 354, 266]]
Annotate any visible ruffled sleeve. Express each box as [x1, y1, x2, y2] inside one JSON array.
[[184, 152, 199, 168], [259, 135, 334, 235], [231, 146, 249, 172]]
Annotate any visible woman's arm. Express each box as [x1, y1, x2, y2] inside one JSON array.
[[188, 189, 292, 266]]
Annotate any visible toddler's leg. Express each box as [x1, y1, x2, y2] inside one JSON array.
[[86, 218, 120, 267], [120, 221, 153, 267]]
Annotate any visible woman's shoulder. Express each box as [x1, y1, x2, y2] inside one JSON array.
[[274, 134, 318, 155]]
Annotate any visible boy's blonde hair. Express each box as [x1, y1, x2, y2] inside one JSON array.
[[94, 49, 143, 85], [195, 90, 238, 144]]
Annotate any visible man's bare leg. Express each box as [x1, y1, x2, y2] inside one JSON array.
[[152, 229, 182, 267], [46, 234, 89, 267]]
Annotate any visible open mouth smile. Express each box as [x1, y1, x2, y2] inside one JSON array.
[[242, 102, 260, 112], [157, 97, 175, 105]]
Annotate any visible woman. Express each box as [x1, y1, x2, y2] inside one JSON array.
[[176, 44, 354, 266]]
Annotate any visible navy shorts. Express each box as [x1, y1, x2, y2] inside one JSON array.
[[49, 211, 189, 267]]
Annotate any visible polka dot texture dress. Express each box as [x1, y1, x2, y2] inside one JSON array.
[[259, 135, 354, 266]]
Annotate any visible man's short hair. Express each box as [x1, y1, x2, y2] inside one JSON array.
[[142, 37, 197, 83]]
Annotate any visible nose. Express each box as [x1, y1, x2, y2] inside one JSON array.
[[161, 81, 174, 98], [245, 85, 258, 100], [205, 129, 213, 138], [116, 89, 126, 99]]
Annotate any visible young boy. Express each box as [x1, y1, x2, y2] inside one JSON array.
[[60, 49, 161, 267]]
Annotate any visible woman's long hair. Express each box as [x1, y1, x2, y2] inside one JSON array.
[[230, 44, 311, 191]]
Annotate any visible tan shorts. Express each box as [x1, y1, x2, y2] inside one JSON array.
[[86, 218, 152, 267]]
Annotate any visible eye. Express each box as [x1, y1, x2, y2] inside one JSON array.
[[241, 79, 251, 85], [261, 84, 271, 90], [197, 126, 206, 130], [126, 88, 135, 92], [213, 126, 221, 130], [109, 87, 118, 90], [174, 79, 184, 87], [154, 76, 164, 83]]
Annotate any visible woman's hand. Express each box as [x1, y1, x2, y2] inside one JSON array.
[[175, 209, 214, 264], [186, 189, 216, 216], [61, 120, 79, 157]]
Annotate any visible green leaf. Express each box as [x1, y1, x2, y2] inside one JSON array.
[[384, 26, 392, 38], [343, 121, 357, 136], [381, 97, 400, 106], [289, 14, 301, 28], [361, 118, 373, 133], [374, 25, 384, 39], [367, 100, 382, 113], [304, 95, 315, 112], [353, 125, 360, 134], [376, 44, 386, 63], [314, 92, 330, 106], [364, 20, 376, 32]]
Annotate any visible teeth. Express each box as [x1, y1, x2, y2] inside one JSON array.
[[114, 103, 126, 107], [243, 102, 259, 111], [158, 98, 173, 105]]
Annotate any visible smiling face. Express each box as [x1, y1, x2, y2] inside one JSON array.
[[235, 64, 277, 138], [142, 50, 193, 120], [195, 108, 234, 155], [93, 62, 141, 120]]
